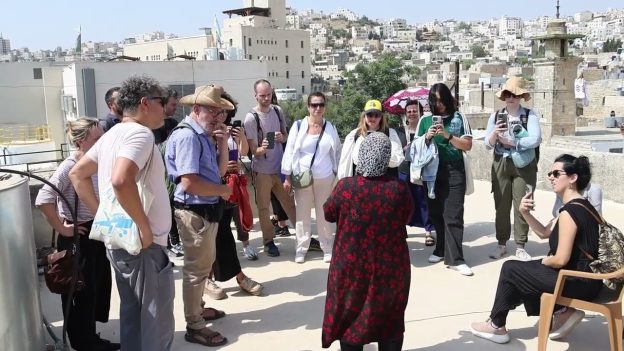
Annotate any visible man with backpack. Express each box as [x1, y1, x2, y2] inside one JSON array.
[[244, 79, 296, 257], [485, 77, 542, 261]]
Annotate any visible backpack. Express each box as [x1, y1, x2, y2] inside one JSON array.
[[161, 122, 203, 198], [573, 202, 624, 290], [247, 105, 287, 159], [495, 107, 540, 164]]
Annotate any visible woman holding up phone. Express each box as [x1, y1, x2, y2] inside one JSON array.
[[417, 83, 474, 276]]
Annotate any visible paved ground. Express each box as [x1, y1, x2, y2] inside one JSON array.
[[40, 180, 624, 350]]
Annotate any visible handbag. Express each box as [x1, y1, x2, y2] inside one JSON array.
[[463, 151, 474, 196], [44, 193, 84, 294], [292, 120, 326, 189], [90, 149, 155, 255]]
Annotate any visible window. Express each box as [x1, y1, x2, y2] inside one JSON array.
[[285, 40, 289, 48], [249, 38, 252, 46], [301, 71, 305, 78], [286, 71, 289, 79], [302, 85, 305, 94], [33, 68, 42, 79], [285, 55, 289, 63], [301, 56, 304, 63], [301, 41, 304, 48]]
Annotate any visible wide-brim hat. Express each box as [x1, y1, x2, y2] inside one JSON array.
[[496, 76, 531, 101], [179, 85, 235, 110]]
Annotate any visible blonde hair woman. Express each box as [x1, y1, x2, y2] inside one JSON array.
[[337, 100, 404, 179], [35, 117, 118, 350]]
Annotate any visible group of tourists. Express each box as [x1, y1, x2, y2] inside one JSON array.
[[34, 74, 606, 350]]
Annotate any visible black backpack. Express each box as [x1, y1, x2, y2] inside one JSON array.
[[494, 107, 540, 164], [247, 105, 288, 159]]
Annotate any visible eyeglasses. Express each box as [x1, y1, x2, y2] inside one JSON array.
[[148, 96, 167, 107], [547, 170, 567, 178], [309, 103, 326, 109], [366, 112, 382, 118], [503, 91, 522, 99], [203, 106, 226, 116]]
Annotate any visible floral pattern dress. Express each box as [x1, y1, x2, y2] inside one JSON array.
[[321, 175, 413, 348]]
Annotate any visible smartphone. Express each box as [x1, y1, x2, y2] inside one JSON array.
[[432, 115, 442, 125], [525, 184, 534, 199], [266, 131, 275, 149], [497, 112, 508, 126], [228, 149, 239, 161], [232, 120, 242, 128]]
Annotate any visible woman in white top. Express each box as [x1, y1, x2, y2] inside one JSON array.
[[337, 99, 404, 179], [282, 92, 342, 263], [35, 117, 118, 350]]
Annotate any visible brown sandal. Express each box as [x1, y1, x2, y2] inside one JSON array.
[[185, 327, 228, 347], [202, 307, 226, 321], [425, 233, 436, 247]]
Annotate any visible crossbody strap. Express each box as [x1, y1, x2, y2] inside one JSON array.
[[309, 121, 327, 169], [569, 201, 603, 261]]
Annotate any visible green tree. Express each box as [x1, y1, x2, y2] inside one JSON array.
[[603, 39, 623, 52], [470, 44, 489, 58], [457, 22, 472, 32], [462, 59, 475, 70]]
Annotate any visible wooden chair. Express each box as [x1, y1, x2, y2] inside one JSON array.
[[538, 268, 624, 351]]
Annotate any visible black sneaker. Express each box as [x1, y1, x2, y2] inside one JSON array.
[[264, 241, 280, 257], [169, 243, 184, 257], [94, 335, 120, 351], [309, 238, 322, 251], [276, 225, 293, 237]]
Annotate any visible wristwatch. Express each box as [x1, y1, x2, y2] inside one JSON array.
[[446, 134, 453, 142]]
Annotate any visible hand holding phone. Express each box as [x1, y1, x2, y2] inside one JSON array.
[[232, 120, 242, 128], [432, 115, 442, 125], [525, 184, 534, 199], [497, 112, 508, 126], [228, 149, 239, 161], [266, 132, 275, 149]]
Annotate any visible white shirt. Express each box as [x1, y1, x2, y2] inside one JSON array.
[[298, 133, 334, 179], [86, 122, 171, 247]]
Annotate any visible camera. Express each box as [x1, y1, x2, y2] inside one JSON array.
[[511, 123, 523, 135]]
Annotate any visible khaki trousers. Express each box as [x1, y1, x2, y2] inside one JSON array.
[[254, 172, 296, 243], [174, 208, 219, 330]]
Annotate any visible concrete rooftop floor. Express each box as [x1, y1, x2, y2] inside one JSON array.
[[40, 180, 624, 351]]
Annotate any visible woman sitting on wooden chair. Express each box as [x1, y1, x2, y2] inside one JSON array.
[[470, 154, 602, 344]]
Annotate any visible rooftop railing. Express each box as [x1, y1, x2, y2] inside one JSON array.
[[0, 124, 52, 144]]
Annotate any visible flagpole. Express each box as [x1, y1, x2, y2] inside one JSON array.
[[76, 26, 81, 62]]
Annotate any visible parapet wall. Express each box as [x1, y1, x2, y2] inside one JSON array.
[[469, 140, 624, 203]]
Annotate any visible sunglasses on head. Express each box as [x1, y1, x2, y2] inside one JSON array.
[[148, 96, 167, 107], [366, 112, 382, 118], [547, 170, 567, 178], [309, 103, 325, 109]]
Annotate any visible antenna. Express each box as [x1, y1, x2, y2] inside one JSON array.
[[556, 0, 560, 19]]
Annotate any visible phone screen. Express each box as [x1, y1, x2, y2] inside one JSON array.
[[526, 184, 534, 199], [232, 120, 242, 128], [432, 115, 442, 125], [497, 113, 508, 125], [229, 149, 239, 161], [266, 132, 275, 149]]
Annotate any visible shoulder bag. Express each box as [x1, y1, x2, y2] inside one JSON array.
[[292, 120, 326, 189]]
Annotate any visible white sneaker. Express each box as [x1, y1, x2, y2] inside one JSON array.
[[448, 264, 474, 276], [489, 245, 507, 259], [515, 248, 532, 261], [295, 253, 305, 263], [549, 308, 585, 340], [428, 254, 443, 263], [243, 245, 258, 261], [323, 253, 332, 263], [470, 320, 510, 344]]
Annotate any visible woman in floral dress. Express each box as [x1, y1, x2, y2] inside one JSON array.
[[322, 132, 414, 351]]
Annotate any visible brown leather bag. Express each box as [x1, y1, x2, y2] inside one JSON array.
[[43, 231, 84, 294]]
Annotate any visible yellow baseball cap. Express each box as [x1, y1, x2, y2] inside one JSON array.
[[364, 99, 382, 113]]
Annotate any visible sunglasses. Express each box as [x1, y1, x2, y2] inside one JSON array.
[[148, 96, 167, 107], [547, 170, 567, 178], [503, 91, 523, 99], [309, 103, 326, 109], [366, 112, 382, 118]]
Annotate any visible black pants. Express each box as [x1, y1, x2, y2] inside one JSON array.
[[167, 201, 181, 247], [339, 335, 404, 351], [271, 191, 288, 221], [426, 160, 467, 266], [231, 206, 249, 242], [213, 207, 242, 282], [490, 260, 602, 327], [57, 223, 112, 351]]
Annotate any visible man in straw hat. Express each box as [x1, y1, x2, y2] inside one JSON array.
[[71, 75, 175, 350], [165, 85, 234, 347], [485, 76, 542, 262]]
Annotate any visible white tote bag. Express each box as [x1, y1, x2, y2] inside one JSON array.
[[463, 151, 474, 196], [90, 151, 155, 255]]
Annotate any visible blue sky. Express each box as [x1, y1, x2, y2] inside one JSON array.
[[2, 0, 623, 51]]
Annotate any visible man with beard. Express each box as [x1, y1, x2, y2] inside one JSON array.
[[165, 85, 233, 347], [99, 86, 121, 132]]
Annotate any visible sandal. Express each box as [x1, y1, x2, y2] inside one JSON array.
[[185, 327, 228, 347], [202, 307, 226, 321], [425, 233, 436, 247]]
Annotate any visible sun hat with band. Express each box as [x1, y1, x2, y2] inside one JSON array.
[[179, 85, 235, 110], [495, 76, 531, 101], [364, 99, 383, 114]]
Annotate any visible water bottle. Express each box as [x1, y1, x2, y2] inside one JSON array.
[[449, 112, 463, 136]]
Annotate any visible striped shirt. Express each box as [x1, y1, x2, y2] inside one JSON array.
[[35, 154, 99, 223]]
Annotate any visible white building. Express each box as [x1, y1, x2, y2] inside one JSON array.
[[336, 9, 361, 22], [499, 16, 523, 37], [574, 11, 594, 23], [220, 0, 310, 95], [0, 35, 10, 54]]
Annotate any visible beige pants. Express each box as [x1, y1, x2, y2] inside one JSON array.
[[294, 175, 336, 256], [254, 172, 296, 243], [174, 208, 218, 330]]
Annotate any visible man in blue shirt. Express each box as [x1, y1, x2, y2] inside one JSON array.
[[165, 85, 233, 347]]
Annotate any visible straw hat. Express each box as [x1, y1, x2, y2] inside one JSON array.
[[179, 85, 235, 110], [496, 76, 531, 101]]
